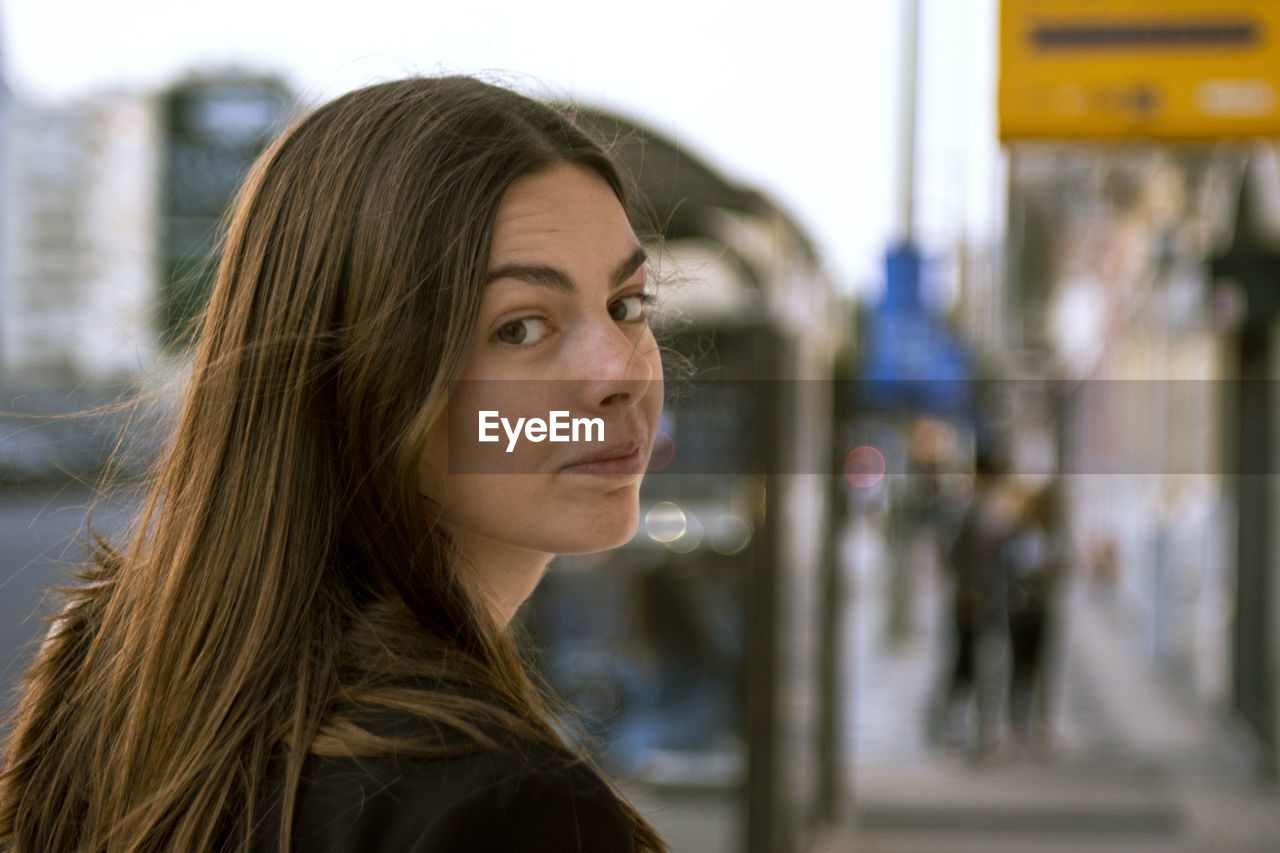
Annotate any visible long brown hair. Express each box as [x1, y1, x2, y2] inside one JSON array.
[[0, 76, 665, 852]]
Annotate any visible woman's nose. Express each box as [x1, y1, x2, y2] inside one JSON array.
[[575, 322, 657, 410]]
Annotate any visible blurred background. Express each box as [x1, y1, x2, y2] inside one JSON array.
[[3, 0, 1280, 851]]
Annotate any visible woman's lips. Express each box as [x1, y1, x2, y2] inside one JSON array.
[[559, 442, 646, 476]]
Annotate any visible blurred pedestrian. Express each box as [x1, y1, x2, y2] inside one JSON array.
[[1002, 484, 1065, 753], [940, 451, 1014, 756], [0, 76, 667, 852]]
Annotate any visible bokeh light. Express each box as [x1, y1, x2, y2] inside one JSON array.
[[644, 501, 687, 542], [646, 429, 676, 472], [708, 514, 752, 555], [843, 445, 886, 488]]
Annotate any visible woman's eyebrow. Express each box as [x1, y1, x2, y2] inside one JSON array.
[[610, 247, 648, 289], [485, 247, 647, 292]]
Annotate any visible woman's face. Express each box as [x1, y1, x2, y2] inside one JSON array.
[[419, 162, 663, 573]]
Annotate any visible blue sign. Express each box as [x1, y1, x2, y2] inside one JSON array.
[[858, 242, 972, 414]]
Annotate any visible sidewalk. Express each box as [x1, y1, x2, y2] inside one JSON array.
[[619, 515, 1279, 852], [840, 517, 1280, 853]]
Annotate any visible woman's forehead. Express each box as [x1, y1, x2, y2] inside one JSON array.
[[488, 164, 637, 268]]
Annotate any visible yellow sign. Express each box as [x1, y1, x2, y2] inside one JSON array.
[[999, 0, 1280, 140]]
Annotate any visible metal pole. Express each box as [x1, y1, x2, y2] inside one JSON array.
[[746, 327, 783, 853], [899, 0, 920, 242]]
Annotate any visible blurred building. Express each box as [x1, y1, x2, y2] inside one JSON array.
[[1003, 145, 1238, 701], [0, 73, 292, 481], [1, 92, 160, 387], [993, 142, 1280, 779], [982, 0, 1280, 778]]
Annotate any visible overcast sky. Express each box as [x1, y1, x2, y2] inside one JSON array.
[[1, 0, 1002, 294]]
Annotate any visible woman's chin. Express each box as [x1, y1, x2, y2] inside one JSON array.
[[553, 506, 640, 555]]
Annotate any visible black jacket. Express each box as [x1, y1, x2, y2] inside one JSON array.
[[242, 741, 635, 852]]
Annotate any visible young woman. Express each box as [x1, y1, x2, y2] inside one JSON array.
[[0, 76, 667, 852]]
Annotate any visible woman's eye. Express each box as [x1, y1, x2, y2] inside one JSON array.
[[495, 316, 550, 346], [609, 292, 654, 323]]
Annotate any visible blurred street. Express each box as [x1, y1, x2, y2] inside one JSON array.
[[841, 512, 1280, 853], [0, 483, 133, 704], [617, 510, 1280, 853]]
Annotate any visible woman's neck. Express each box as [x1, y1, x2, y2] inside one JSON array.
[[449, 530, 553, 629]]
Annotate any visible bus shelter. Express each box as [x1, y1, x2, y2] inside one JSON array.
[[521, 108, 847, 852]]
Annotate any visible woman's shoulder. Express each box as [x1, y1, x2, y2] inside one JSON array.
[[252, 737, 634, 852]]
